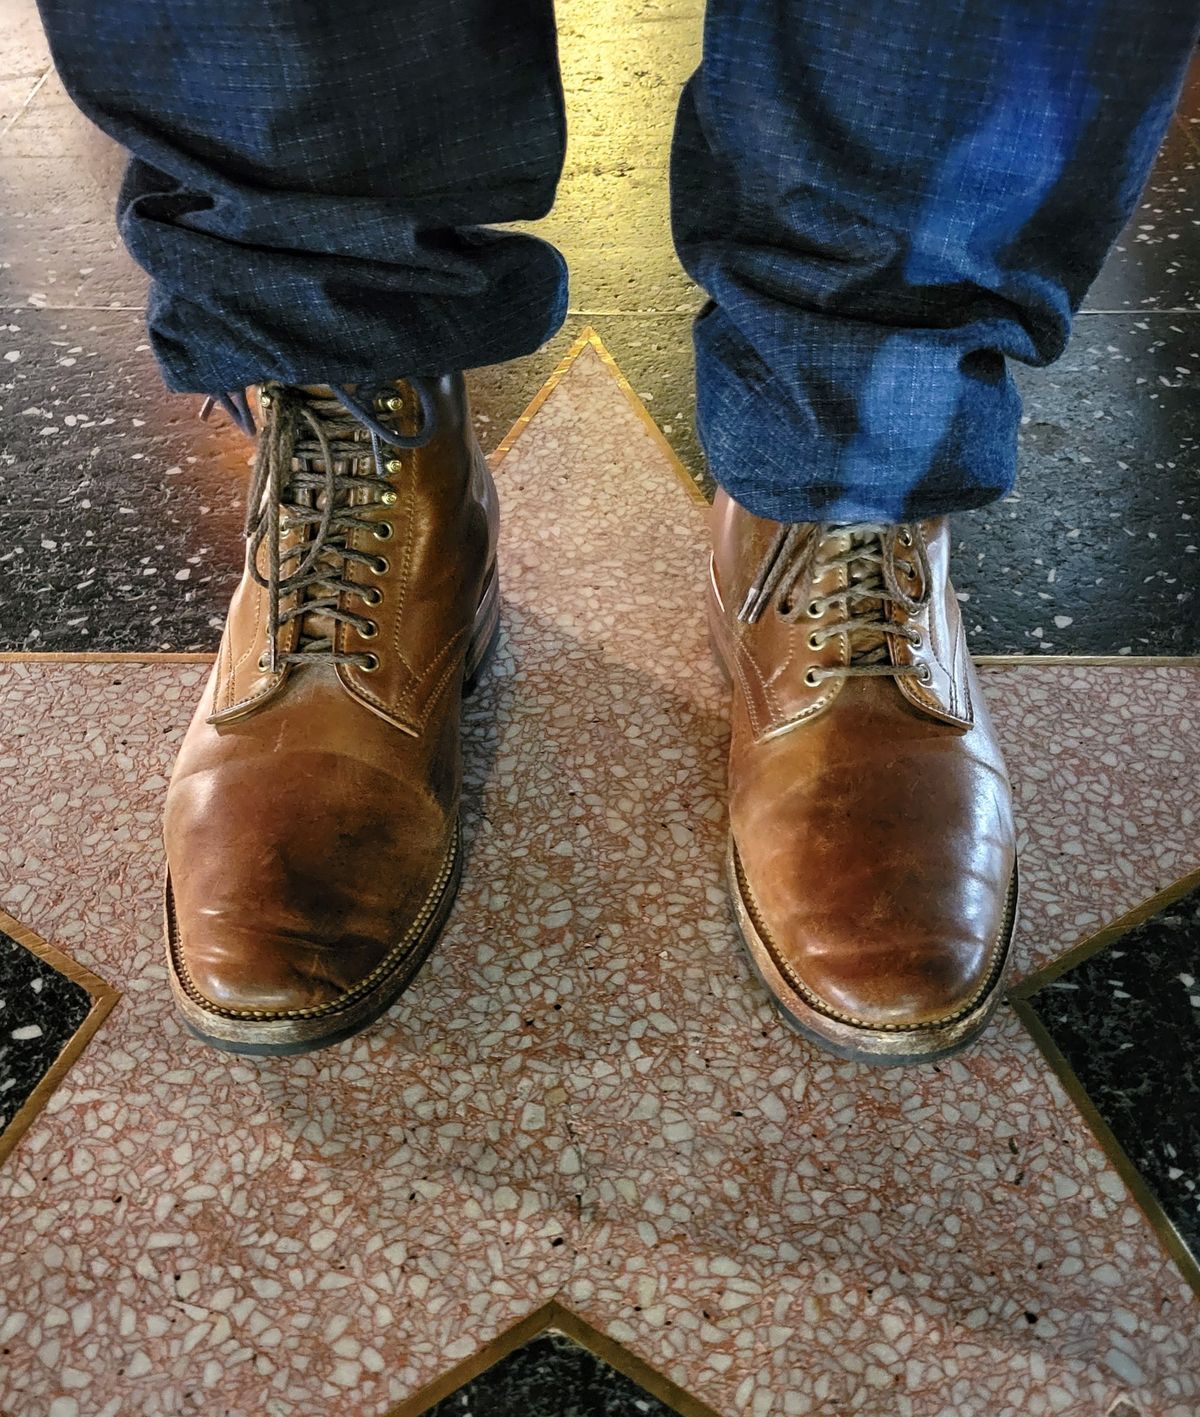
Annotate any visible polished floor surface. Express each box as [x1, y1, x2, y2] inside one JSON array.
[[1, 0, 1199, 1414], [0, 335, 1198, 1417]]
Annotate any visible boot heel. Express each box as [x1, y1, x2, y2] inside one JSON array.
[[464, 561, 500, 695]]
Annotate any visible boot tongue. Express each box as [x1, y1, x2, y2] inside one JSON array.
[[296, 498, 341, 648], [829, 526, 889, 664]]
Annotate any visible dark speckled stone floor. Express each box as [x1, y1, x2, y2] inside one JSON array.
[[1026, 882, 1200, 1261], [0, 924, 90, 1134], [427, 1333, 676, 1417]]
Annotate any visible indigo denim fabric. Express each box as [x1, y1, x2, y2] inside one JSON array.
[[36, 0, 1200, 521], [672, 0, 1200, 520], [35, 1, 569, 395]]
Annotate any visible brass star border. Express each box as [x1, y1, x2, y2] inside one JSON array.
[[0, 907, 120, 1170], [385, 1301, 720, 1417], [1010, 865, 1200, 1302]]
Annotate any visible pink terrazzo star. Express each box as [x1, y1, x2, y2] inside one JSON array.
[[0, 333, 1197, 1417]]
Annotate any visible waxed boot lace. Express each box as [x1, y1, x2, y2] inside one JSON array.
[[738, 522, 932, 685], [207, 381, 437, 672]]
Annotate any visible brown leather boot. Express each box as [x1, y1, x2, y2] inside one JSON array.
[[163, 376, 498, 1054], [709, 491, 1017, 1065]]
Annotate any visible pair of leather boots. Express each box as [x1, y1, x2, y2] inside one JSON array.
[[163, 377, 1017, 1065]]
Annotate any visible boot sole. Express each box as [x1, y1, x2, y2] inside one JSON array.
[[163, 562, 499, 1057]]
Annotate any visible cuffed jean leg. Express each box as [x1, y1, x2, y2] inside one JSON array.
[[671, 0, 1200, 523], [35, 0, 568, 394]]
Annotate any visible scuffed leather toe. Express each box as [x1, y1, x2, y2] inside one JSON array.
[[165, 733, 449, 1016], [731, 709, 1014, 1030]]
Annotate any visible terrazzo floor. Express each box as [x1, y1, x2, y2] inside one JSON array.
[[0, 336, 1197, 1417]]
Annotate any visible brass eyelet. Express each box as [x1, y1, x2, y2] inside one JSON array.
[[917, 664, 933, 685], [372, 556, 390, 575], [385, 458, 403, 474], [360, 653, 381, 674], [806, 600, 823, 619], [379, 489, 399, 506], [359, 621, 378, 640], [807, 631, 823, 652], [361, 586, 383, 606], [910, 631, 923, 650], [899, 529, 913, 546], [258, 652, 271, 672], [804, 667, 822, 688], [373, 522, 393, 541]]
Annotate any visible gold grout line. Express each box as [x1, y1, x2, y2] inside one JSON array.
[[1007, 865, 1200, 1298], [387, 1300, 723, 1417], [488, 324, 708, 506], [385, 1304, 560, 1416], [1011, 865, 1200, 999], [0, 908, 121, 1171], [1, 650, 1199, 670], [488, 326, 599, 467], [550, 1305, 725, 1417], [581, 328, 709, 507], [0, 68, 49, 140], [0, 651, 213, 664], [1012, 996, 1200, 1301]]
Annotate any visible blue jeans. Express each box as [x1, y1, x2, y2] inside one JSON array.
[[35, 0, 1200, 521]]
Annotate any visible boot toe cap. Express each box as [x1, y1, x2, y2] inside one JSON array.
[[163, 755, 450, 1020], [731, 836, 1015, 1034], [166, 884, 381, 1016]]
